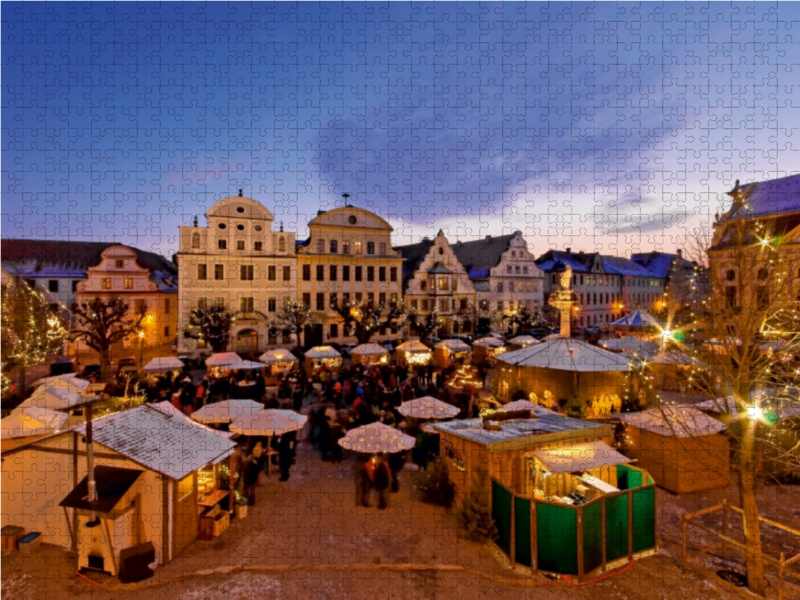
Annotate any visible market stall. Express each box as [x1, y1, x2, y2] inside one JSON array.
[[507, 335, 539, 351], [395, 340, 432, 367], [338, 421, 416, 454], [304, 346, 342, 374], [143, 356, 185, 376], [351, 343, 390, 366], [258, 348, 298, 378], [472, 336, 506, 363], [1, 406, 70, 450], [434, 339, 471, 368], [599, 336, 659, 358], [192, 400, 263, 430], [610, 309, 661, 329], [399, 396, 460, 420], [230, 409, 308, 474], [206, 352, 265, 379]]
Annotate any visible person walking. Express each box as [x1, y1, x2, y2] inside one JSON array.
[[388, 450, 407, 493], [370, 454, 391, 509], [277, 432, 296, 481], [242, 444, 263, 506]]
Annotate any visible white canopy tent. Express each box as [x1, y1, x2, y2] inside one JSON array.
[[192, 400, 263, 425], [305, 346, 342, 359], [143, 356, 185, 373], [396, 340, 430, 353], [473, 336, 504, 348], [497, 399, 558, 416], [436, 339, 471, 352], [508, 335, 538, 348], [619, 406, 727, 438], [398, 397, 460, 420], [599, 336, 659, 357], [230, 409, 308, 436], [337, 422, 416, 454], [259, 348, 298, 363], [352, 343, 389, 356], [205, 352, 245, 367], [610, 309, 660, 328]]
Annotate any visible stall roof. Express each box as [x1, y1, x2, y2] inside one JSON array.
[[143, 356, 185, 373], [496, 336, 631, 372], [31, 374, 90, 393], [75, 404, 237, 480], [533, 440, 631, 473], [1, 406, 70, 439], [610, 310, 660, 328], [259, 348, 298, 363], [473, 336, 504, 347], [305, 346, 341, 359], [435, 415, 611, 451], [619, 406, 727, 438], [508, 335, 538, 346], [16, 385, 98, 412], [396, 340, 430, 352], [59, 466, 143, 514], [436, 339, 471, 352], [206, 352, 245, 367], [351, 343, 389, 356]]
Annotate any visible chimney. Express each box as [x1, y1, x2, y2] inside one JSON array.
[[485, 235, 492, 241], [566, 247, 571, 253], [677, 249, 683, 258]]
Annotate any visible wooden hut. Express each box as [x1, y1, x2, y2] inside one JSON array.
[[434, 339, 471, 368], [258, 348, 298, 382], [472, 336, 506, 363], [351, 343, 390, 366], [492, 337, 630, 403], [619, 406, 730, 493], [0, 404, 237, 573], [507, 335, 538, 351], [435, 413, 656, 579], [396, 340, 432, 367], [304, 346, 342, 373], [1, 406, 70, 451]]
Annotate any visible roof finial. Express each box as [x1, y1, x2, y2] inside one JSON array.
[[280, 221, 284, 232], [342, 192, 350, 206], [193, 215, 198, 227], [238, 189, 243, 197]]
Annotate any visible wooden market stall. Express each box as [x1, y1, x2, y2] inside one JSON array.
[[434, 413, 657, 579], [472, 336, 506, 363], [0, 404, 237, 574], [304, 346, 342, 374], [619, 406, 730, 493], [351, 343, 390, 366], [507, 335, 539, 351], [434, 339, 471, 368], [258, 348, 298, 382], [396, 340, 432, 367], [1, 405, 69, 451]]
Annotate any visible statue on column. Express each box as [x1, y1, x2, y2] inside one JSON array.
[[548, 264, 579, 338]]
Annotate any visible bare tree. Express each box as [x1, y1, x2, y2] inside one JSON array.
[[182, 302, 234, 353], [330, 297, 407, 344], [502, 304, 543, 336], [1, 280, 68, 395], [71, 298, 145, 382], [275, 299, 320, 348], [665, 212, 799, 596], [407, 307, 444, 346]]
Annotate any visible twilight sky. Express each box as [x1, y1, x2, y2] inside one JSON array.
[[2, 2, 799, 259]]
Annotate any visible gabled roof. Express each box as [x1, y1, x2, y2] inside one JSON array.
[[74, 404, 236, 480], [451, 234, 516, 273], [602, 256, 659, 278], [630, 252, 680, 279], [619, 406, 727, 438], [723, 173, 800, 220], [536, 250, 597, 273], [1, 239, 176, 281]]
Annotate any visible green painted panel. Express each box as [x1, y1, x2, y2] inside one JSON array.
[[492, 481, 512, 556], [514, 497, 532, 567], [537, 502, 578, 575], [605, 494, 629, 561], [617, 464, 643, 490], [632, 487, 656, 552], [582, 501, 603, 574]]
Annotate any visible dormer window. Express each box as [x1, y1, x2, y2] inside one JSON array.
[[115, 259, 124, 268]]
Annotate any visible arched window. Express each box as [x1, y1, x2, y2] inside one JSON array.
[[278, 237, 286, 252], [192, 233, 200, 249], [725, 269, 736, 281]]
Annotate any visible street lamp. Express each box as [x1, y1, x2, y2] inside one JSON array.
[[138, 330, 145, 366]]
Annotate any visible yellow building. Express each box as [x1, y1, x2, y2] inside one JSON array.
[[74, 245, 178, 358], [175, 191, 297, 354], [296, 204, 405, 345]]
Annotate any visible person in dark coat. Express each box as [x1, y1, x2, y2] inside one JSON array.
[[277, 432, 296, 481], [369, 454, 391, 509], [317, 415, 332, 460], [242, 445, 263, 506], [292, 383, 304, 412], [388, 451, 407, 493]]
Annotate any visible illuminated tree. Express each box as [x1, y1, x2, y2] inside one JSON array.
[[275, 299, 319, 348], [1, 281, 69, 395], [71, 297, 146, 382], [182, 302, 235, 353], [407, 306, 444, 346], [330, 297, 407, 344], [502, 304, 543, 336]]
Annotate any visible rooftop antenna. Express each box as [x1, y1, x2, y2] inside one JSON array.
[[342, 192, 350, 206]]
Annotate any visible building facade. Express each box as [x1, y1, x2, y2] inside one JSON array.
[[296, 204, 405, 346], [451, 231, 545, 334], [74, 244, 178, 357], [396, 230, 478, 336], [175, 192, 297, 354]]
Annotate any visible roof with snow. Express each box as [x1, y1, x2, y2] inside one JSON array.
[[536, 250, 596, 273], [602, 256, 659, 278], [724, 173, 800, 219], [496, 336, 631, 372], [619, 406, 727, 438]]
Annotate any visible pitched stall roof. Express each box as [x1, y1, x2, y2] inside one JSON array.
[[533, 440, 631, 473], [0, 239, 177, 287], [619, 406, 728, 438], [75, 404, 236, 480]]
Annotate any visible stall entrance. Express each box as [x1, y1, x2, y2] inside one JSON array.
[[236, 329, 258, 353]]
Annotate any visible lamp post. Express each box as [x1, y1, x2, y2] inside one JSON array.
[[138, 330, 145, 366]]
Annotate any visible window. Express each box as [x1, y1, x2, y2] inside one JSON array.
[[302, 265, 311, 281], [343, 292, 351, 305], [496, 282, 503, 293], [241, 297, 254, 312], [355, 266, 363, 282], [343, 240, 351, 254], [214, 265, 224, 280], [507, 266, 513, 273], [164, 326, 170, 337], [367, 293, 375, 307], [124, 278, 133, 289], [218, 223, 226, 229], [330, 293, 338, 308], [440, 298, 448, 311], [48, 280, 59, 293], [479, 299, 489, 311], [218, 239, 227, 250], [115, 259, 124, 269], [316, 265, 325, 281], [390, 267, 397, 282], [164, 298, 171, 313], [580, 275, 584, 285], [526, 281, 533, 292], [330, 265, 338, 281], [254, 241, 263, 251], [343, 265, 351, 281], [236, 240, 245, 250], [198, 298, 208, 310], [439, 278, 448, 291], [410, 299, 419, 310], [72, 280, 79, 293], [379, 242, 387, 255], [355, 241, 363, 255], [420, 278, 427, 292], [192, 233, 200, 249], [460, 298, 468, 311], [515, 266, 520, 274], [268, 297, 276, 312], [421, 299, 428, 311], [757, 268, 769, 280], [302, 293, 311, 308], [198, 264, 207, 280], [102, 278, 111, 289], [317, 239, 325, 253], [367, 242, 375, 255], [517, 281, 524, 292], [390, 293, 398, 303], [497, 300, 504, 311], [278, 237, 286, 252], [367, 266, 375, 282], [283, 266, 291, 281], [241, 265, 254, 281], [330, 239, 338, 253], [379, 266, 386, 282], [379, 292, 386, 305], [523, 266, 528, 274], [135, 299, 146, 314], [756, 286, 769, 309], [330, 323, 339, 339], [315, 293, 325, 310], [268, 266, 277, 281]]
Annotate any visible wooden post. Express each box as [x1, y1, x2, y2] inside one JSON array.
[[509, 492, 516, 564], [682, 516, 688, 578], [601, 496, 607, 571], [577, 505, 584, 578], [530, 499, 537, 571], [778, 552, 785, 600], [229, 452, 236, 515], [627, 490, 633, 561], [722, 499, 729, 558]]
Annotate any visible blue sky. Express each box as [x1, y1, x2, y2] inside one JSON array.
[[2, 2, 799, 259]]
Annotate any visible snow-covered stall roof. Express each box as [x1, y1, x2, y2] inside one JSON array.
[[495, 337, 631, 372]]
